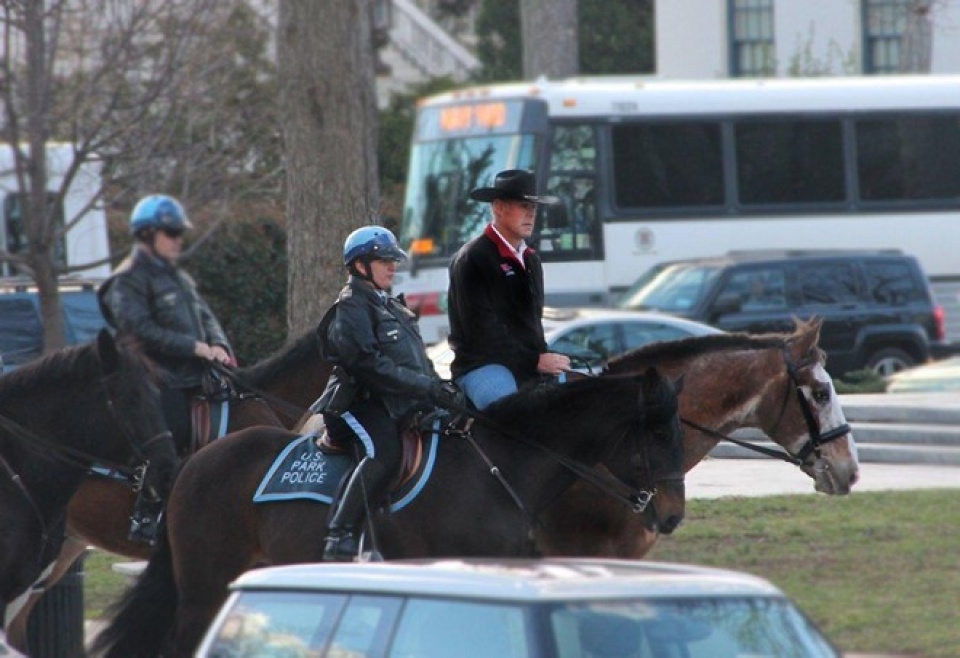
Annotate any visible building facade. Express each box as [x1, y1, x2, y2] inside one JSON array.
[[656, 0, 960, 78]]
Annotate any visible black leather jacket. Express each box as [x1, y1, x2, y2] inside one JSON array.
[[98, 247, 232, 388], [317, 278, 438, 420]]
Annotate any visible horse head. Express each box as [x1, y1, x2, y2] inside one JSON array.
[[760, 317, 860, 495], [96, 330, 177, 500], [607, 368, 686, 535]]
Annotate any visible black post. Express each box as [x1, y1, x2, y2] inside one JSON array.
[[26, 554, 85, 658]]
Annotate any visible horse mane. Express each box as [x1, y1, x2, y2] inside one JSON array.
[[236, 329, 319, 387], [484, 375, 645, 436], [0, 342, 103, 401], [605, 318, 824, 374]]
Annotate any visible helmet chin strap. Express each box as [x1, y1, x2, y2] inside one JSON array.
[[350, 258, 384, 291]]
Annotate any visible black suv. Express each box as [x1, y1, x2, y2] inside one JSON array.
[[618, 250, 949, 377], [0, 279, 107, 371]]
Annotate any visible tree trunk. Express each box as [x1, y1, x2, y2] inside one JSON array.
[[521, 0, 579, 79], [278, 0, 381, 336]]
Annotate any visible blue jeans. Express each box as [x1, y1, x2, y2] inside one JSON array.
[[456, 364, 518, 411]]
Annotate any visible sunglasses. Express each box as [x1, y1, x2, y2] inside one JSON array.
[[161, 228, 185, 239]]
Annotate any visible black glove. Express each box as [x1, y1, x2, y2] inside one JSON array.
[[429, 380, 467, 411]]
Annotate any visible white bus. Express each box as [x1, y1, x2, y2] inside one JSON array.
[[0, 143, 111, 278], [393, 74, 960, 344]]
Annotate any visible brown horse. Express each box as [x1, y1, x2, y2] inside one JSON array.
[[92, 369, 685, 658], [537, 316, 860, 557], [6, 331, 331, 652], [0, 332, 174, 635]]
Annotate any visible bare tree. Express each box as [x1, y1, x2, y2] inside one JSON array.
[[521, 0, 579, 79], [278, 0, 380, 335], [1, 0, 281, 352]]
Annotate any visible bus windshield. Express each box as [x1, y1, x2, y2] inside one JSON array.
[[399, 133, 537, 261], [618, 263, 722, 313]]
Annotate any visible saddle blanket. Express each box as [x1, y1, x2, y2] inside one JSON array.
[[253, 428, 441, 512]]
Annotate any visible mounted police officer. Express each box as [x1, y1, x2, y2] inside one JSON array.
[[98, 194, 234, 543], [315, 225, 463, 562]]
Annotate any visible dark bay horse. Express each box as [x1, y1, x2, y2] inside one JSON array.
[[537, 317, 860, 557], [5, 331, 331, 651], [0, 331, 174, 635], [92, 368, 684, 658]]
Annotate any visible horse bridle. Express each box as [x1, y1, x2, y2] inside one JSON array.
[[0, 369, 173, 525], [682, 346, 851, 467]]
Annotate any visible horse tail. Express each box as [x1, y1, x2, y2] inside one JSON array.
[[89, 526, 177, 658]]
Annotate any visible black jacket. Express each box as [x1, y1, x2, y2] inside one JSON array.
[[98, 247, 231, 388], [317, 278, 438, 420], [447, 224, 547, 383]]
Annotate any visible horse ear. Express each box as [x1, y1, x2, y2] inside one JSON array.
[[672, 374, 685, 396], [789, 315, 822, 362], [97, 329, 121, 375]]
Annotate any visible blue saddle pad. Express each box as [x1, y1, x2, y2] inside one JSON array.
[[253, 424, 442, 512]]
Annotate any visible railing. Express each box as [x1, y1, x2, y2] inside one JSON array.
[[389, 0, 479, 81]]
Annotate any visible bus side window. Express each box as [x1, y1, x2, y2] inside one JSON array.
[[543, 124, 599, 255]]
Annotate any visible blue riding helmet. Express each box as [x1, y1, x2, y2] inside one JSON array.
[[129, 195, 193, 235], [342, 226, 407, 266]]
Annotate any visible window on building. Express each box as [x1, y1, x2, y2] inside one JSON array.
[[863, 0, 911, 74], [729, 0, 775, 77]]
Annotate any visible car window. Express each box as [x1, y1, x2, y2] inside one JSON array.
[[550, 323, 618, 369], [717, 267, 788, 311], [330, 595, 404, 657], [0, 298, 43, 366], [62, 291, 108, 342], [796, 262, 860, 305], [621, 322, 694, 351], [204, 591, 348, 657], [389, 599, 529, 658], [549, 598, 838, 658], [618, 263, 722, 312], [862, 259, 925, 304]]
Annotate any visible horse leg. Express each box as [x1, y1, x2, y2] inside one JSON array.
[[4, 536, 87, 653]]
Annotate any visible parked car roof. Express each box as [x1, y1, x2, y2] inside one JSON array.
[[227, 558, 781, 601], [428, 307, 723, 378]]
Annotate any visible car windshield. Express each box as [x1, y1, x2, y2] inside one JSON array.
[[618, 263, 721, 313]]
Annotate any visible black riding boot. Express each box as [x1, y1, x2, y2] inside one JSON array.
[[322, 465, 371, 562], [323, 457, 394, 562]]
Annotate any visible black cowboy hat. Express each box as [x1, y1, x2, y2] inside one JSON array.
[[469, 169, 559, 205]]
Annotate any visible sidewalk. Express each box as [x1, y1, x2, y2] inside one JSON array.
[[688, 457, 960, 499]]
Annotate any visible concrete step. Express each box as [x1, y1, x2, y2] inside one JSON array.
[[840, 393, 960, 425], [849, 421, 960, 446], [710, 438, 960, 466]]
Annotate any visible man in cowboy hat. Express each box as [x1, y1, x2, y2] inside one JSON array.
[[446, 169, 571, 409]]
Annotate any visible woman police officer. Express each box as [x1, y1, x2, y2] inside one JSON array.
[[315, 226, 463, 562]]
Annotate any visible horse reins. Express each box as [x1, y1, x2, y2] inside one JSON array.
[[441, 402, 658, 515], [208, 361, 312, 422], [0, 450, 49, 550]]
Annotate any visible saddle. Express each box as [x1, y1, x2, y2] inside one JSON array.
[[187, 370, 236, 455], [315, 412, 462, 490]]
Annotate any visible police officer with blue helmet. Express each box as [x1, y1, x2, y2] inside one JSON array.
[[314, 225, 464, 561], [98, 194, 234, 543]]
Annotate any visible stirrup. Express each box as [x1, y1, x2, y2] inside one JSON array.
[[128, 510, 161, 545], [322, 530, 359, 562]]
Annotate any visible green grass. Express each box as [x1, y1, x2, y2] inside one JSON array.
[[83, 489, 960, 656]]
